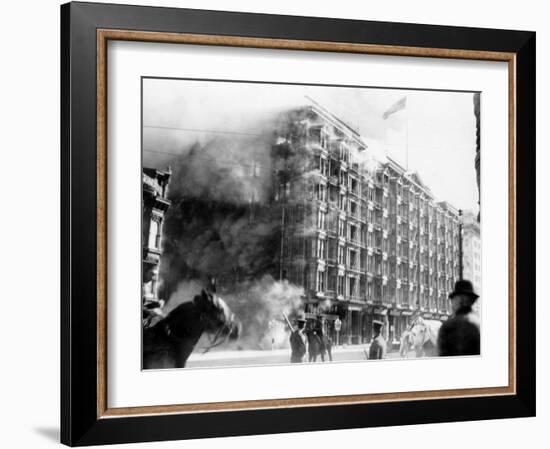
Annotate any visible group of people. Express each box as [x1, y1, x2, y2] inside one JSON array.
[[289, 279, 480, 363], [289, 319, 333, 363]]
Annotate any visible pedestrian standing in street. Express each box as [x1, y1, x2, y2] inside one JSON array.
[[323, 333, 333, 362], [318, 317, 332, 362], [289, 317, 307, 363], [368, 320, 387, 360], [314, 321, 328, 362], [437, 279, 480, 356]]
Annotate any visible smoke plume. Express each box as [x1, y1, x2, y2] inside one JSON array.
[[219, 275, 304, 349], [145, 86, 387, 352]]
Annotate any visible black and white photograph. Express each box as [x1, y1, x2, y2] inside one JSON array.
[[141, 78, 482, 370], [0, 0, 540, 446]]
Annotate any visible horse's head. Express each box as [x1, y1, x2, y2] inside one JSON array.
[[193, 289, 241, 341], [409, 319, 441, 357], [410, 321, 429, 348]]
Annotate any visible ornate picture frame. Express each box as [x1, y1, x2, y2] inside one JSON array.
[[61, 2, 535, 446]]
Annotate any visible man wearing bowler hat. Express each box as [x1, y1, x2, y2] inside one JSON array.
[[368, 319, 387, 360], [289, 315, 307, 363], [437, 279, 480, 356]]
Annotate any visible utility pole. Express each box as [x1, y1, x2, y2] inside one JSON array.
[[458, 209, 464, 280], [278, 141, 290, 281], [279, 183, 286, 281]]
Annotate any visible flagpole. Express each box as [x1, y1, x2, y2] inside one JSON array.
[[382, 96, 407, 165]]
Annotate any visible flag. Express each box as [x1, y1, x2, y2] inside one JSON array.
[[383, 96, 407, 119]]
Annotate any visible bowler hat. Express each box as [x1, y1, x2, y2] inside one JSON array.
[[372, 319, 384, 328], [448, 279, 479, 300]]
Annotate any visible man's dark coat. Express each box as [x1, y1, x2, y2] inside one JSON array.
[[437, 306, 480, 356]]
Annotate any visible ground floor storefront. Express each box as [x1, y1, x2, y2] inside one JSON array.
[[304, 300, 449, 347]]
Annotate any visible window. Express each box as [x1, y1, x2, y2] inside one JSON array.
[[367, 231, 374, 248], [329, 185, 338, 205], [339, 193, 346, 211], [328, 268, 337, 292], [375, 254, 382, 276], [360, 277, 367, 298], [338, 218, 345, 237], [349, 249, 357, 268], [330, 161, 339, 178], [361, 227, 367, 246], [340, 170, 347, 185], [376, 188, 383, 204], [317, 238, 325, 259], [317, 183, 327, 202], [367, 279, 374, 300], [320, 131, 329, 150], [349, 224, 357, 242], [337, 275, 345, 296], [350, 177, 358, 194], [316, 269, 325, 292], [310, 127, 328, 149], [375, 210, 382, 227], [318, 157, 328, 176], [338, 245, 346, 265], [349, 200, 357, 216], [349, 277, 357, 297], [327, 212, 338, 233], [317, 210, 325, 229], [375, 231, 382, 248], [148, 219, 159, 249], [340, 144, 348, 162]]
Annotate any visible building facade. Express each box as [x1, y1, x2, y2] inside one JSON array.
[[473, 92, 481, 222], [462, 210, 482, 314], [274, 105, 461, 346], [142, 167, 172, 320]]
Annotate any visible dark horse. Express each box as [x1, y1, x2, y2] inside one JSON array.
[[143, 289, 241, 369], [306, 330, 326, 362]]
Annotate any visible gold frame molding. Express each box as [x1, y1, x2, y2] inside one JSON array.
[[96, 29, 516, 419]]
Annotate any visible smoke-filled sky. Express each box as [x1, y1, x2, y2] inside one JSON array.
[[143, 78, 479, 213]]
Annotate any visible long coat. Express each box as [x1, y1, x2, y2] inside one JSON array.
[[290, 329, 307, 363], [368, 334, 387, 360], [437, 309, 480, 356]]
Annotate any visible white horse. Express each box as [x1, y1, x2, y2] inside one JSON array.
[[409, 318, 442, 357], [398, 329, 414, 357]]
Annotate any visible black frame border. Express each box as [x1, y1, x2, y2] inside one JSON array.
[[61, 2, 535, 446]]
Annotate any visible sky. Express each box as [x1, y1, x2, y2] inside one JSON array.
[[143, 78, 479, 213]]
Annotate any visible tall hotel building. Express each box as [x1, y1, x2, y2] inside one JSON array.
[[274, 104, 461, 346]]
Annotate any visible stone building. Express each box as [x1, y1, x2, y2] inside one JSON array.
[[274, 104, 461, 346], [473, 92, 481, 222], [142, 167, 171, 318], [462, 210, 482, 314]]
